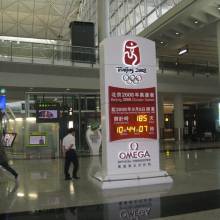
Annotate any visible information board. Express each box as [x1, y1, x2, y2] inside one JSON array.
[[109, 86, 157, 141], [96, 36, 172, 188]]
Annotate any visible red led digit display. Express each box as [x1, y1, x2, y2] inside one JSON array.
[[109, 86, 157, 141]]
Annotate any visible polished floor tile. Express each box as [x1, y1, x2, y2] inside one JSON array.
[[2, 189, 220, 219], [1, 141, 220, 219]]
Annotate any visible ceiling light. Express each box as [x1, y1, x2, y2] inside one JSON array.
[[66, 88, 70, 91], [0, 88, 6, 94], [218, 6, 220, 10], [178, 47, 188, 55], [160, 41, 164, 44], [194, 20, 199, 24], [175, 32, 180, 35], [0, 36, 57, 45]]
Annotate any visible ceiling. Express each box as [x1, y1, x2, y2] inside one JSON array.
[[0, 0, 82, 41], [1, 0, 219, 67], [140, 0, 220, 71], [1, 0, 220, 105]]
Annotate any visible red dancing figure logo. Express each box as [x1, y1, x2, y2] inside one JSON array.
[[123, 40, 140, 66]]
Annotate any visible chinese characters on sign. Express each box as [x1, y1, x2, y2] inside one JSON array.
[[109, 86, 157, 142]]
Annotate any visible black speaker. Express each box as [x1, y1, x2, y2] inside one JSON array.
[[69, 21, 95, 63]]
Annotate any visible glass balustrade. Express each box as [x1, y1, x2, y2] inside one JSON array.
[[0, 41, 98, 66], [0, 40, 217, 77]]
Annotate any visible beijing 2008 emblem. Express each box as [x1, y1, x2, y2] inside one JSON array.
[[118, 40, 145, 85], [123, 40, 140, 66]]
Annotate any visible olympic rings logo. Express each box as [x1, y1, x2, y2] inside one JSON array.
[[122, 74, 142, 85]]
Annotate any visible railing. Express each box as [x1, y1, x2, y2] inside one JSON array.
[[158, 56, 218, 77], [0, 41, 98, 66], [0, 41, 217, 78]]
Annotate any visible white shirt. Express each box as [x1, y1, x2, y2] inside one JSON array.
[[62, 134, 76, 150]]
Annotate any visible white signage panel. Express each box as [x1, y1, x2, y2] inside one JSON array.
[[97, 36, 172, 188]]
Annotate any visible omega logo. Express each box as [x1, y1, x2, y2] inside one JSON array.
[[129, 142, 139, 151], [118, 142, 150, 160]]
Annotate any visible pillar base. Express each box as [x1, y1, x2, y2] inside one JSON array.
[[93, 170, 173, 189]]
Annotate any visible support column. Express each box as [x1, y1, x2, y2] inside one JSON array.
[[97, 0, 110, 43], [217, 22, 220, 84], [25, 93, 30, 117], [174, 94, 184, 142], [158, 93, 164, 139]]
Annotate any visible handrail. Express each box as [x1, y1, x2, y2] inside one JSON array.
[[0, 41, 98, 66], [0, 41, 217, 77]]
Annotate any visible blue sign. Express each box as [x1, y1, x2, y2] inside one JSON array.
[[0, 95, 6, 110]]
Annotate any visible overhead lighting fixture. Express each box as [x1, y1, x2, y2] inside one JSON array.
[[218, 5, 220, 10], [178, 46, 189, 55], [194, 20, 199, 24], [0, 88, 6, 94], [0, 36, 57, 45], [175, 32, 180, 35]]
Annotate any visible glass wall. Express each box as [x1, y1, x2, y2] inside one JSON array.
[[109, 0, 183, 36], [24, 93, 101, 156], [77, 0, 183, 38], [6, 93, 101, 158], [7, 119, 59, 159], [77, 0, 98, 45]]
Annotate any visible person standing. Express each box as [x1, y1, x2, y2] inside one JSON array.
[[0, 146, 18, 182], [62, 128, 79, 180]]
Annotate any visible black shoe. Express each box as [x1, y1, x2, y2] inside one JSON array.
[[72, 176, 80, 179], [65, 176, 72, 180]]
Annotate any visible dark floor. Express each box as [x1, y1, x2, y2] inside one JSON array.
[[1, 142, 220, 219]]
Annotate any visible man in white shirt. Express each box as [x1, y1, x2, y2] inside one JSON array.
[[62, 128, 79, 180]]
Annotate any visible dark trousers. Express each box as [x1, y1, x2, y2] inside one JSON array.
[[0, 162, 18, 178], [64, 149, 79, 178]]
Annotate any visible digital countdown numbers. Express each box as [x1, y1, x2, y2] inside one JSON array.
[[109, 86, 157, 141], [116, 115, 148, 134]]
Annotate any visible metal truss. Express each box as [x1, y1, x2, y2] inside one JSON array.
[[0, 0, 82, 41], [109, 0, 183, 36]]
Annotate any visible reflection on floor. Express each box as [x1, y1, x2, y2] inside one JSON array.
[[1, 141, 220, 219]]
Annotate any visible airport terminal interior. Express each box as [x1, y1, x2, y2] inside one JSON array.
[[1, 0, 220, 219]]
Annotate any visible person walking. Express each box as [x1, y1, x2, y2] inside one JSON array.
[[0, 145, 18, 182], [62, 128, 79, 180]]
